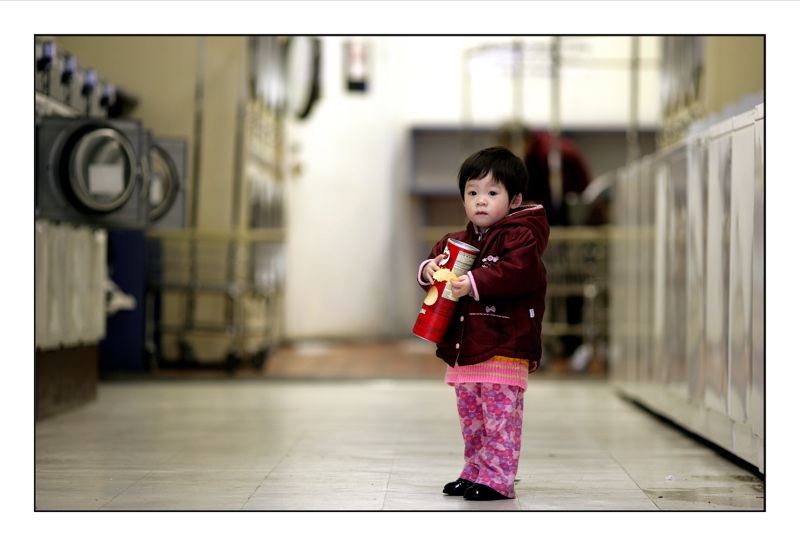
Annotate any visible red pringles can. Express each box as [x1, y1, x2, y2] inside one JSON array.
[[413, 238, 479, 343]]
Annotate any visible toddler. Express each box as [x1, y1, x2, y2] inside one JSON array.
[[418, 146, 549, 500]]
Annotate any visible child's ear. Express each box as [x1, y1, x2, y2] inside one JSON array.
[[510, 193, 523, 208]]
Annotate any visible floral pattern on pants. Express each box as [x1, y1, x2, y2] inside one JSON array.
[[455, 383, 524, 498]]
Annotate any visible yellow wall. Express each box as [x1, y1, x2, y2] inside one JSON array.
[[704, 36, 765, 116], [56, 36, 197, 142]]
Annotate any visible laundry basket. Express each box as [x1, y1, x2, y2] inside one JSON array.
[[145, 229, 285, 370]]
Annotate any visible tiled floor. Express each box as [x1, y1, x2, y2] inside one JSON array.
[[35, 341, 764, 512]]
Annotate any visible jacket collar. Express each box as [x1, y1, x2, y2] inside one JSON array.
[[468, 204, 546, 239]]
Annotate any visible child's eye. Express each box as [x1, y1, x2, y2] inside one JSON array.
[[489, 191, 498, 196], [467, 191, 477, 196]]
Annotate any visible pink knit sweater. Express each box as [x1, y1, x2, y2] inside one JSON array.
[[445, 355, 534, 391]]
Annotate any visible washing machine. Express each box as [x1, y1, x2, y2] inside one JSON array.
[[147, 135, 187, 230], [35, 115, 150, 229]]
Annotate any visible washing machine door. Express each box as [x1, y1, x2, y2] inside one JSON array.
[[63, 126, 139, 213], [37, 116, 149, 229], [147, 136, 187, 229], [148, 142, 180, 222]]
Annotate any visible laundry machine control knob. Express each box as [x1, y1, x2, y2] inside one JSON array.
[[37, 41, 55, 95], [61, 56, 76, 85], [100, 83, 116, 110], [37, 41, 54, 72], [82, 69, 96, 97]]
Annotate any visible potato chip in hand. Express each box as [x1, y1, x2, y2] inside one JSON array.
[[432, 268, 459, 284]]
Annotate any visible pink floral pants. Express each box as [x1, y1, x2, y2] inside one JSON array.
[[455, 383, 524, 498]]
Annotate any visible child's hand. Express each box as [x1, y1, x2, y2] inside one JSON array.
[[449, 275, 473, 299], [424, 254, 447, 283]]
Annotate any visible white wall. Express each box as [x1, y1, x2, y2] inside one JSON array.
[[283, 36, 662, 341], [284, 37, 404, 340]]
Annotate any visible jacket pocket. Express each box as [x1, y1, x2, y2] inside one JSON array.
[[467, 310, 511, 343]]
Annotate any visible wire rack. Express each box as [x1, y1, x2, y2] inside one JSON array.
[[541, 226, 610, 370], [144, 229, 285, 370]]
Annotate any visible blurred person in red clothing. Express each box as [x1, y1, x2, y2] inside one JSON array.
[[499, 125, 592, 226], [499, 125, 596, 363]]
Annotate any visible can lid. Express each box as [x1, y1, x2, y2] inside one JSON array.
[[447, 238, 479, 254]]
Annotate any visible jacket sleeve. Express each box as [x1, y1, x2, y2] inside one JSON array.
[[418, 259, 434, 287], [469, 227, 546, 299], [417, 236, 451, 288]]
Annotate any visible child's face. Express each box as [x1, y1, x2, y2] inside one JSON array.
[[463, 172, 522, 233]]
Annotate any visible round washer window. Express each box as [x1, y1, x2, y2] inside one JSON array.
[[148, 144, 180, 222], [67, 127, 138, 213]]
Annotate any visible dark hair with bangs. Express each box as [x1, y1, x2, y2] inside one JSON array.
[[457, 146, 528, 201]]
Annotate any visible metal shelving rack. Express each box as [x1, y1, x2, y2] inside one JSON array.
[[146, 97, 287, 370]]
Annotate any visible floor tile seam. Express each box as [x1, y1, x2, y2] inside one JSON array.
[[240, 429, 310, 510], [377, 472, 393, 511], [98, 470, 154, 510], [240, 470, 274, 510], [379, 427, 405, 511], [609, 454, 661, 511]]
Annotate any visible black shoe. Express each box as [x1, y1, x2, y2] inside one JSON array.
[[443, 478, 475, 496], [463, 483, 511, 501]]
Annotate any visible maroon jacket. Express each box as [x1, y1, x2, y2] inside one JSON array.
[[419, 204, 550, 367]]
